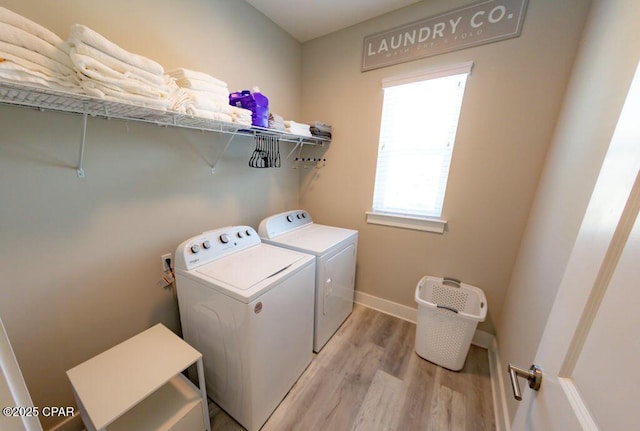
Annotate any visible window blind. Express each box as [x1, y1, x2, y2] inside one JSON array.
[[381, 61, 473, 88], [372, 62, 471, 219]]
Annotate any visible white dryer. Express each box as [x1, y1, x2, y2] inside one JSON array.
[[174, 225, 315, 431], [258, 210, 358, 352]]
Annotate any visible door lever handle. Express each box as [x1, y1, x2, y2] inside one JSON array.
[[508, 363, 542, 401]]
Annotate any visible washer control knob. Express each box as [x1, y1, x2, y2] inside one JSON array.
[[219, 234, 230, 244], [245, 229, 252, 236], [297, 213, 302, 219], [286, 215, 294, 222], [202, 240, 211, 249], [190, 244, 200, 254], [237, 231, 244, 239], [301, 213, 306, 218]]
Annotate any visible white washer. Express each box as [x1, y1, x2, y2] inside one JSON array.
[[174, 225, 315, 431], [258, 210, 358, 352]]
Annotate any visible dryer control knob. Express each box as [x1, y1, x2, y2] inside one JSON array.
[[202, 240, 211, 249], [236, 231, 244, 239], [190, 244, 200, 254], [219, 234, 230, 244], [245, 229, 252, 236], [286, 215, 294, 222]]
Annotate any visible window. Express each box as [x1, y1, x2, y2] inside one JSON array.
[[367, 62, 472, 233]]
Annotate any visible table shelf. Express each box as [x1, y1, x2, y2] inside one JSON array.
[[66, 324, 210, 431]]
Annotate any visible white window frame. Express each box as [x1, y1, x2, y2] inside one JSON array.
[[367, 61, 473, 234]]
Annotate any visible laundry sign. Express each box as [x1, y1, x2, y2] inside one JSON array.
[[362, 0, 528, 71]]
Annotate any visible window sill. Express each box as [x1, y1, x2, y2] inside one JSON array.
[[365, 211, 447, 234]]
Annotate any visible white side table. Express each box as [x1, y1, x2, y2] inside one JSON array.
[[67, 324, 210, 431]]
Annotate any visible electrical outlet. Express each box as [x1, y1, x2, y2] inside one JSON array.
[[161, 253, 172, 272]]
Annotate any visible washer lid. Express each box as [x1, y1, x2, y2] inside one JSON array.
[[195, 244, 305, 290], [269, 224, 358, 255]]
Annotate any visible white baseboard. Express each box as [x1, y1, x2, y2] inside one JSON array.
[[487, 337, 511, 431], [354, 290, 492, 348], [354, 290, 417, 323], [471, 329, 494, 350], [354, 290, 510, 431]]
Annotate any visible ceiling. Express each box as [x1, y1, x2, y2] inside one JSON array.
[[244, 0, 422, 43]]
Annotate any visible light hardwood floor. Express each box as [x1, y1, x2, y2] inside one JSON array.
[[209, 304, 495, 431]]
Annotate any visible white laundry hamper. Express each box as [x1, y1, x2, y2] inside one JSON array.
[[414, 276, 487, 371]]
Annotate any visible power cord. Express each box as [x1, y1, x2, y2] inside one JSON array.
[[165, 257, 174, 279], [160, 257, 175, 289]]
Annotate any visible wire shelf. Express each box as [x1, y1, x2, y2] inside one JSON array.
[[0, 81, 330, 144]]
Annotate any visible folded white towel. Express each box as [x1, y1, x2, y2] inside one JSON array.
[[70, 51, 169, 99], [229, 105, 253, 126], [284, 120, 310, 128], [68, 24, 163, 76], [0, 60, 81, 92], [167, 84, 189, 113], [232, 118, 252, 126], [284, 120, 312, 137], [167, 68, 227, 88], [186, 87, 228, 104], [0, 55, 79, 90], [0, 41, 76, 78], [182, 88, 231, 113], [229, 105, 252, 117], [174, 77, 228, 94], [0, 22, 73, 68], [0, 7, 66, 50], [71, 40, 165, 87], [186, 107, 233, 123], [79, 79, 171, 110]]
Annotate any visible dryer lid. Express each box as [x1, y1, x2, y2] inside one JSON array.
[[195, 244, 305, 290], [269, 224, 357, 255]]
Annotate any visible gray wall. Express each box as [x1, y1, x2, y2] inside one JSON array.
[[0, 1, 302, 429], [298, 0, 591, 334]]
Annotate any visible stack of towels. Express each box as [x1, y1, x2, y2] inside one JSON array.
[[0, 6, 270, 130], [167, 68, 232, 122], [67, 24, 171, 110], [229, 105, 252, 126], [269, 112, 285, 131], [284, 120, 312, 137], [0, 7, 79, 92], [310, 121, 332, 139]]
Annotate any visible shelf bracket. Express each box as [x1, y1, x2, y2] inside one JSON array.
[[286, 140, 305, 160], [210, 132, 236, 173], [77, 111, 88, 178]]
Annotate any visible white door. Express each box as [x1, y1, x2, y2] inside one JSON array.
[[323, 243, 356, 318], [510, 61, 640, 430], [315, 243, 357, 351], [0, 317, 42, 431]]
